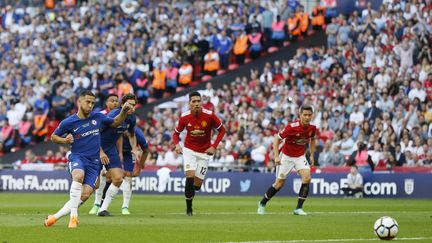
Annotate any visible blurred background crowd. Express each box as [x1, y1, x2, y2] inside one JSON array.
[[0, 0, 430, 172]]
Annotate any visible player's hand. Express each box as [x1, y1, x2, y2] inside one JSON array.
[[274, 157, 281, 166], [64, 134, 74, 144], [119, 153, 124, 163], [122, 102, 133, 113], [309, 156, 315, 167], [100, 150, 110, 165], [205, 146, 216, 156], [131, 149, 140, 161], [175, 144, 182, 154], [132, 163, 142, 177]]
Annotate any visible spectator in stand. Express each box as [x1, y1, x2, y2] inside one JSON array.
[[165, 62, 178, 95], [271, 15, 286, 47], [203, 47, 220, 76], [348, 142, 374, 172], [152, 64, 166, 99], [215, 30, 233, 70]]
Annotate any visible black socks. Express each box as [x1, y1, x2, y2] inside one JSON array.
[[296, 183, 310, 209], [260, 186, 279, 206]]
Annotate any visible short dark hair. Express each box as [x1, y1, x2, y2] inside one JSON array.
[[299, 105, 313, 113], [105, 94, 118, 102], [79, 90, 95, 98], [121, 93, 137, 105], [189, 91, 201, 101]]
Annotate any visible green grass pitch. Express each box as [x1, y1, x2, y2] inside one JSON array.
[[0, 193, 431, 243]]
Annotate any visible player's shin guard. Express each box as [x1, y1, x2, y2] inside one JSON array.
[[260, 186, 279, 206], [185, 177, 195, 210], [296, 183, 310, 209], [122, 177, 132, 209], [100, 184, 120, 211], [69, 181, 82, 217]]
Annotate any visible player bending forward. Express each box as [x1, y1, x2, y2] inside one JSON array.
[[257, 105, 317, 216], [44, 90, 132, 228], [173, 92, 225, 216]]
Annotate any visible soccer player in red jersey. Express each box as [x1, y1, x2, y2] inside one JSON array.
[[257, 105, 317, 216], [173, 91, 226, 216]]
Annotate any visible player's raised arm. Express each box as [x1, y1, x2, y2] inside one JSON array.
[[110, 102, 133, 127]]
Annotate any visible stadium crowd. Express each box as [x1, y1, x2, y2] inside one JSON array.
[[1, 0, 431, 172], [140, 0, 432, 172], [0, 0, 316, 155]]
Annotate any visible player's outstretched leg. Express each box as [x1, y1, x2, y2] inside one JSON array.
[[185, 177, 195, 216], [257, 179, 283, 215], [293, 169, 311, 216], [89, 174, 106, 214], [121, 176, 132, 215]]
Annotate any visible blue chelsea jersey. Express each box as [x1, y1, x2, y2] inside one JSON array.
[[123, 127, 148, 153], [54, 112, 114, 161], [101, 108, 136, 150]]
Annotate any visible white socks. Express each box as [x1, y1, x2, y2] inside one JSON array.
[[94, 175, 106, 206], [122, 177, 132, 208], [100, 184, 120, 211], [69, 181, 82, 217], [54, 199, 83, 219]]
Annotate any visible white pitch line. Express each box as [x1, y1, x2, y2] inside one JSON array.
[[165, 211, 432, 215], [219, 237, 432, 243], [1, 211, 431, 217]]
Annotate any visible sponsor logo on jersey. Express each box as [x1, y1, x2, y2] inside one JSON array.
[[81, 129, 99, 137], [92, 120, 97, 125], [201, 121, 207, 127]]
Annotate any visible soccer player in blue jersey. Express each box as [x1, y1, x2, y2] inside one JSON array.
[[88, 94, 119, 215], [97, 93, 138, 216], [44, 90, 133, 228], [119, 126, 149, 214]]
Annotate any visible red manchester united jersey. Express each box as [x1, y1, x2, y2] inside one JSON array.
[[174, 109, 223, 153], [278, 120, 317, 157]]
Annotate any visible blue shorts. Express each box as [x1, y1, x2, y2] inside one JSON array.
[[122, 152, 135, 172], [68, 154, 102, 189], [105, 148, 122, 170]]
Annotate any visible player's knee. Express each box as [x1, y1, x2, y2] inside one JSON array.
[[302, 175, 311, 184], [72, 175, 84, 183], [80, 192, 91, 202], [273, 180, 285, 190]]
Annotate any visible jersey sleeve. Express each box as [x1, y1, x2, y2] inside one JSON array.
[[212, 113, 223, 129], [53, 119, 70, 137], [278, 125, 290, 139], [174, 116, 186, 134], [99, 111, 115, 126], [128, 114, 136, 133], [135, 128, 148, 149]]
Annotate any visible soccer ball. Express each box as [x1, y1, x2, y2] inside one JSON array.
[[374, 216, 399, 240]]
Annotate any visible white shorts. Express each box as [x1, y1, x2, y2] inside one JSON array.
[[182, 147, 211, 179], [276, 154, 310, 180]]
